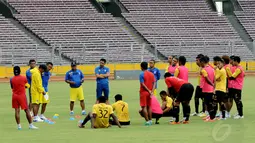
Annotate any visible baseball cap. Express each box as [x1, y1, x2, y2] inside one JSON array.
[[71, 62, 77, 67], [13, 66, 21, 76]]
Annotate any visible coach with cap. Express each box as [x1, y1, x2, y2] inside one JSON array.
[[65, 62, 86, 116]]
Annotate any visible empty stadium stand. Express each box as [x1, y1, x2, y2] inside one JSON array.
[[235, 0, 255, 41], [120, 0, 254, 60], [7, 0, 155, 64]]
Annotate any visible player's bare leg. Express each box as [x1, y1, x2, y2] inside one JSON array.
[[79, 112, 92, 128], [70, 101, 75, 115], [40, 103, 47, 120], [24, 109, 38, 129], [15, 108, 21, 129], [141, 106, 149, 121], [80, 100, 86, 115], [29, 103, 33, 115], [147, 106, 152, 121], [32, 103, 43, 122]]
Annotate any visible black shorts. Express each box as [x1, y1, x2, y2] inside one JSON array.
[[231, 89, 242, 98], [203, 93, 215, 105], [162, 109, 174, 117], [109, 119, 130, 126], [195, 86, 203, 99], [215, 91, 227, 103], [228, 88, 235, 99], [176, 83, 194, 102]]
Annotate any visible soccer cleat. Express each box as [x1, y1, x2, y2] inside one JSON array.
[[202, 116, 210, 120], [40, 114, 47, 120], [29, 125, 38, 130], [182, 121, 189, 124], [144, 122, 151, 126], [191, 112, 198, 116], [170, 122, 180, 125], [204, 118, 216, 122], [169, 117, 175, 122], [81, 110, 86, 115], [180, 117, 187, 123], [70, 111, 74, 116], [33, 116, 44, 122], [216, 112, 222, 118], [155, 121, 160, 124], [78, 124, 85, 128], [234, 115, 244, 119], [233, 113, 239, 117], [17, 125, 22, 130], [198, 112, 207, 117]]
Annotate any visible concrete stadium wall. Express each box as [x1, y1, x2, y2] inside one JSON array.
[[0, 61, 255, 78]]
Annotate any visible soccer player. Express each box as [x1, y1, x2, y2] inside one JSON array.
[[11, 66, 38, 130], [26, 59, 36, 115], [199, 56, 216, 122], [40, 62, 53, 120], [65, 62, 86, 115], [165, 56, 173, 72], [95, 58, 110, 104], [174, 56, 188, 81], [213, 56, 227, 120], [79, 96, 121, 128], [160, 90, 175, 119], [229, 56, 245, 119], [111, 94, 130, 125], [191, 54, 206, 117], [139, 95, 163, 124], [166, 56, 179, 74], [148, 59, 161, 96], [164, 73, 194, 124], [30, 64, 47, 122], [139, 62, 156, 126]]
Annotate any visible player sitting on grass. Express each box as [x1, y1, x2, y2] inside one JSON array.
[[10, 66, 38, 130], [160, 91, 175, 121], [164, 72, 194, 124], [139, 95, 163, 124], [111, 94, 130, 125], [79, 96, 121, 128]]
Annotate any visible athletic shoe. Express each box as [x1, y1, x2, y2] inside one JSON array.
[[17, 125, 22, 130], [216, 112, 222, 117], [78, 124, 85, 128], [170, 122, 180, 125], [191, 112, 198, 116], [202, 116, 210, 120], [204, 118, 216, 122], [233, 113, 239, 117], [155, 121, 160, 124], [33, 116, 44, 122], [199, 112, 207, 117], [169, 117, 175, 122], [182, 121, 189, 124], [40, 114, 47, 120], [81, 110, 86, 115], [180, 117, 187, 123], [29, 125, 38, 129], [144, 121, 151, 126], [70, 111, 74, 116], [234, 115, 244, 119]]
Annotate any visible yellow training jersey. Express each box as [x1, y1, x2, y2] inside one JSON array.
[[112, 101, 130, 122], [92, 103, 113, 128], [165, 96, 173, 109], [30, 68, 44, 104], [215, 68, 227, 92]]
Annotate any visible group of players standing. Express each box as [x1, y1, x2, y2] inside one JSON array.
[[138, 54, 245, 126], [10, 54, 245, 129]]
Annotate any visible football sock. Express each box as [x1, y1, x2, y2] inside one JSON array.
[[195, 98, 199, 113], [173, 106, 180, 122]]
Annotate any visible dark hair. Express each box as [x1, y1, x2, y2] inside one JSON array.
[[230, 55, 235, 60], [159, 90, 167, 96], [173, 56, 178, 60], [98, 96, 106, 103], [213, 56, 222, 62], [178, 56, 186, 65], [150, 59, 156, 63], [29, 59, 36, 64], [222, 55, 230, 64], [140, 62, 148, 70], [39, 64, 47, 71], [100, 58, 107, 63], [200, 56, 208, 63], [115, 94, 122, 101], [46, 62, 53, 66], [13, 66, 21, 76], [233, 56, 241, 63], [164, 72, 173, 78], [196, 54, 204, 59]]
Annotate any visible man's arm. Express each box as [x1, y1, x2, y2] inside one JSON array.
[[103, 68, 110, 78], [225, 67, 232, 77], [10, 78, 13, 89], [110, 114, 121, 128], [156, 69, 161, 80], [174, 68, 179, 77], [201, 69, 214, 86], [34, 74, 45, 95], [95, 68, 104, 78], [229, 68, 241, 80], [140, 74, 152, 94], [80, 71, 85, 83], [215, 69, 221, 81], [65, 72, 75, 84]]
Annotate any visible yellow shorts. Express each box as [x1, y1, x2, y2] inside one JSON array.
[[153, 89, 157, 96], [31, 92, 42, 104], [41, 92, 50, 104], [70, 86, 84, 101]]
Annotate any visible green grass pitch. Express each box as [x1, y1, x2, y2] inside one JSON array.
[[0, 77, 255, 143]]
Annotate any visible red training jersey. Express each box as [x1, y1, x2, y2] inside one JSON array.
[[10, 75, 28, 97], [165, 77, 187, 92], [139, 70, 155, 93]]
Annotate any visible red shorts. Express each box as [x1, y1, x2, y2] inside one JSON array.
[[12, 95, 28, 110], [140, 92, 151, 107]]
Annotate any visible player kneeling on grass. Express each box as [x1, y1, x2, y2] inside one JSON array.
[[139, 95, 163, 124], [10, 66, 38, 130], [111, 94, 130, 125], [79, 96, 121, 128], [160, 91, 175, 120], [164, 72, 194, 124]]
